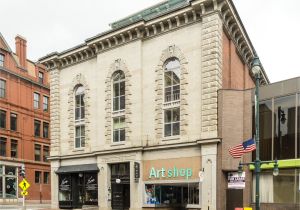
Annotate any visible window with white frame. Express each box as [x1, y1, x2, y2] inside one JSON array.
[[33, 92, 40, 109], [164, 58, 180, 102], [0, 79, 6, 98], [112, 70, 125, 111], [113, 116, 125, 142], [164, 108, 180, 137], [74, 85, 85, 148]]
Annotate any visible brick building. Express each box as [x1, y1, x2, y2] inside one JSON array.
[[0, 33, 50, 204], [39, 0, 270, 209]]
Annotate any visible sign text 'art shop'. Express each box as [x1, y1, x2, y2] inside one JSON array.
[[149, 167, 192, 180]]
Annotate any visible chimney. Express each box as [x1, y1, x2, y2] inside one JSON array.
[[15, 35, 27, 69]]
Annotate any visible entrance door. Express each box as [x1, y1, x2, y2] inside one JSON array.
[[72, 174, 83, 208], [111, 184, 130, 210], [226, 189, 243, 210]]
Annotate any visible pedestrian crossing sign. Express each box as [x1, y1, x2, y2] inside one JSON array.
[[19, 178, 30, 191], [21, 190, 28, 196]]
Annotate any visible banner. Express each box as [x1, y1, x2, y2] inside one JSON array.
[[228, 172, 245, 189]]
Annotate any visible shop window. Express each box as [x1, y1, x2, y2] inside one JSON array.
[[34, 144, 41, 161], [43, 122, 49, 138], [35, 171, 41, 183], [84, 173, 98, 205], [274, 95, 296, 160], [297, 93, 300, 158], [10, 140, 17, 158], [38, 71, 44, 84], [0, 110, 6, 129], [145, 183, 199, 206], [164, 108, 180, 137], [0, 176, 2, 198], [0, 166, 17, 199], [75, 125, 85, 148], [34, 92, 40, 109], [58, 174, 72, 203], [113, 116, 125, 142], [10, 113, 17, 131], [112, 70, 125, 111], [0, 137, 6, 157], [44, 172, 50, 184], [43, 96, 49, 112], [0, 79, 6, 98], [0, 54, 4, 67], [34, 120, 41, 137], [43, 146, 49, 162], [164, 58, 180, 102], [253, 169, 300, 204]]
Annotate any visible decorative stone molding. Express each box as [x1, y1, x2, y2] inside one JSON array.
[[201, 13, 223, 139], [67, 74, 91, 151], [49, 68, 61, 156], [155, 45, 189, 140], [104, 59, 132, 144]]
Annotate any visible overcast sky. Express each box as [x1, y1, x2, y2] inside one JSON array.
[[1, 0, 299, 83]]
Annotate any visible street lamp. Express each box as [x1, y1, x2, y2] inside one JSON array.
[[237, 57, 279, 210]]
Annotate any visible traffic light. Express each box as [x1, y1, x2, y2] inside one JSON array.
[[19, 165, 25, 178]]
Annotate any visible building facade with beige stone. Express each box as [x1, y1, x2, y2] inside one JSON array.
[[39, 0, 268, 209]]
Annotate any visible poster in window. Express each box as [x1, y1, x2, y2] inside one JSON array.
[[59, 175, 71, 191], [228, 172, 245, 189], [85, 174, 97, 191]]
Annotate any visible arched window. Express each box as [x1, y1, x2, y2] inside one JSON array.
[[112, 70, 125, 111], [74, 85, 85, 148], [164, 58, 180, 102]]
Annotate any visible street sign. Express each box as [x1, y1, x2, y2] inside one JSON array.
[[21, 190, 28, 196], [19, 178, 30, 191]]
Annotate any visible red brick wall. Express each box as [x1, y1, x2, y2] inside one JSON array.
[[222, 31, 255, 90]]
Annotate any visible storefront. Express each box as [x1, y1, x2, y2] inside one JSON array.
[[0, 164, 18, 203], [143, 156, 202, 209], [56, 164, 99, 209]]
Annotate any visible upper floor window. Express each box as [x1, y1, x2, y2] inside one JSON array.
[[43, 96, 49, 112], [75, 125, 85, 148], [10, 113, 17, 131], [164, 108, 180, 137], [113, 116, 125, 142], [34, 144, 41, 161], [0, 79, 6, 98], [34, 120, 41, 137], [35, 171, 41, 183], [38, 71, 44, 84], [0, 137, 6, 156], [0, 110, 6, 129], [11, 139, 18, 158], [75, 86, 85, 121], [0, 54, 4, 67], [34, 92, 40, 109], [112, 70, 125, 111], [43, 122, 49, 138], [164, 58, 180, 102], [43, 145, 49, 162]]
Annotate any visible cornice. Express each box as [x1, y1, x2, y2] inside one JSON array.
[[39, 0, 268, 84]]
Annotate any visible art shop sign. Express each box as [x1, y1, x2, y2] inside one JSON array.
[[149, 167, 193, 180]]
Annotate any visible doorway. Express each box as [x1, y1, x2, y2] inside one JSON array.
[[226, 189, 243, 210], [110, 163, 130, 210]]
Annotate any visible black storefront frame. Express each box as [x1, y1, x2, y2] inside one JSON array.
[[56, 164, 99, 209]]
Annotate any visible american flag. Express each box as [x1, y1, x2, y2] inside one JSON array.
[[229, 138, 256, 158]]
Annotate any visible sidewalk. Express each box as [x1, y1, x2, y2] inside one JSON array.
[[0, 203, 52, 210]]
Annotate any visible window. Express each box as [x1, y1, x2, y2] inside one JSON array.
[[38, 71, 44, 84], [164, 58, 180, 102], [297, 93, 300, 158], [112, 70, 125, 111], [43, 122, 49, 138], [35, 171, 41, 183], [75, 125, 85, 148], [164, 108, 180, 137], [44, 172, 50, 184], [0, 54, 4, 67], [0, 79, 6, 98], [34, 144, 41, 161], [0, 110, 6, 129], [253, 169, 300, 204], [34, 92, 40, 109], [10, 113, 17, 131], [113, 116, 125, 142], [75, 86, 85, 121], [0, 137, 6, 156], [43, 146, 49, 162], [34, 120, 41, 137], [1, 165, 17, 198], [43, 96, 49, 112], [10, 140, 17, 158], [74, 85, 85, 148]]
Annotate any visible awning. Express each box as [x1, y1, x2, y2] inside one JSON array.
[[55, 164, 99, 174]]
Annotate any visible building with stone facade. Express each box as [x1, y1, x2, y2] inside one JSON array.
[[39, 0, 270, 209], [0, 33, 50, 204]]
